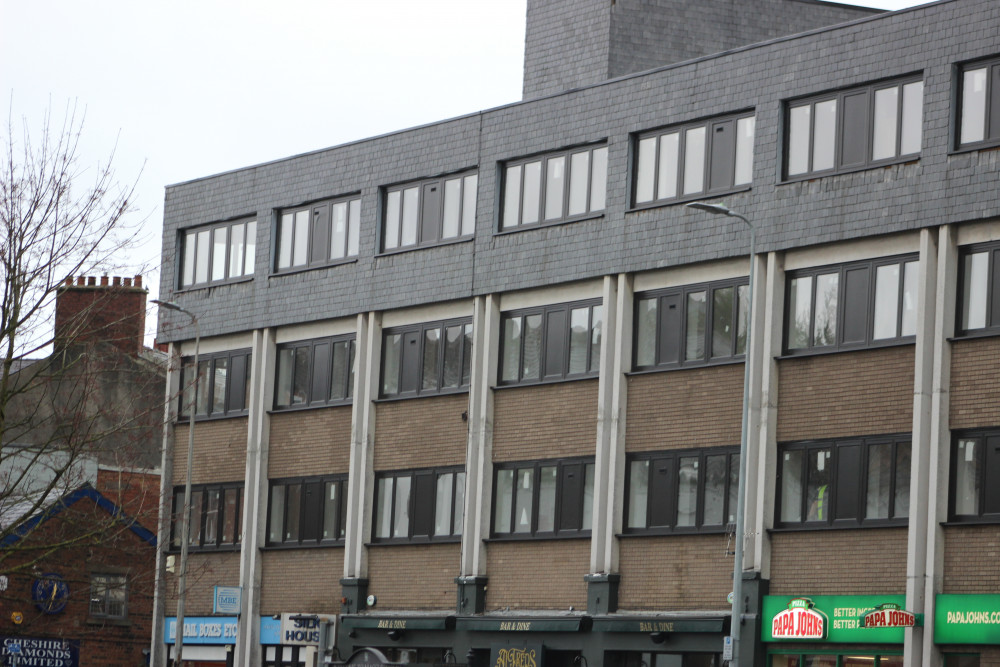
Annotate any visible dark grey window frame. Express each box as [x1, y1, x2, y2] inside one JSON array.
[[491, 457, 595, 540], [632, 277, 749, 371], [783, 75, 924, 181], [178, 217, 257, 290], [274, 335, 355, 410], [631, 111, 755, 209], [623, 446, 740, 535], [274, 194, 361, 274], [949, 428, 1000, 523], [380, 171, 478, 253], [956, 241, 1000, 337], [179, 348, 252, 421], [783, 254, 919, 356], [170, 482, 243, 552], [956, 56, 1000, 151], [88, 573, 128, 620], [500, 144, 608, 232], [372, 466, 465, 544], [380, 318, 473, 399], [266, 474, 348, 548], [499, 299, 602, 386], [775, 434, 911, 530]]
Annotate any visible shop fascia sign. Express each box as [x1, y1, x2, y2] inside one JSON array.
[[863, 603, 916, 629], [935, 594, 1000, 644], [763, 595, 908, 643], [771, 598, 829, 640]]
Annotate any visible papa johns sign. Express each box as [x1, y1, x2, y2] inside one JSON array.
[[772, 598, 828, 640]]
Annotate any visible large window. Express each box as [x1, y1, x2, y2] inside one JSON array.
[[785, 77, 923, 179], [276, 196, 360, 272], [89, 573, 127, 620], [492, 458, 594, 538], [624, 447, 739, 534], [180, 218, 257, 289], [381, 319, 473, 398], [170, 483, 243, 551], [500, 300, 602, 385], [502, 145, 607, 230], [179, 349, 252, 419], [776, 435, 911, 528], [950, 430, 1000, 522], [957, 241, 1000, 336], [382, 172, 477, 251], [268, 475, 347, 546], [634, 113, 755, 206], [634, 278, 749, 370], [958, 57, 1000, 149], [784, 255, 918, 354], [374, 467, 465, 542], [275, 335, 355, 409]]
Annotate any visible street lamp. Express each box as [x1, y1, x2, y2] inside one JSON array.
[[685, 202, 755, 667], [152, 299, 199, 667]]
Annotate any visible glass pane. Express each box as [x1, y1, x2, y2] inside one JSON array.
[[442, 325, 463, 389], [683, 126, 706, 195], [385, 191, 401, 249], [331, 341, 348, 401], [813, 272, 839, 347], [866, 443, 893, 519], [544, 156, 566, 220], [568, 151, 590, 216], [454, 472, 466, 536], [736, 284, 750, 355], [347, 200, 360, 256], [269, 485, 285, 543], [590, 305, 602, 373], [813, 99, 838, 171], [729, 452, 740, 524], [292, 347, 308, 404], [375, 478, 392, 538], [627, 460, 649, 528], [293, 210, 309, 267], [900, 261, 919, 336], [781, 450, 803, 523], [804, 657, 837, 667], [276, 348, 293, 407], [685, 291, 707, 361], [244, 221, 256, 274], [502, 165, 521, 229], [873, 263, 901, 340], [734, 116, 755, 185], [188, 490, 204, 545], [590, 147, 607, 211], [955, 439, 980, 515], [213, 226, 229, 280], [961, 68, 988, 145], [657, 133, 680, 200], [711, 286, 734, 358], [183, 231, 197, 286], [196, 229, 210, 284], [894, 441, 911, 519], [382, 333, 401, 395], [442, 178, 461, 239], [523, 313, 543, 381], [537, 466, 557, 532], [401, 187, 419, 246], [583, 463, 595, 530], [703, 455, 726, 526], [462, 324, 473, 387], [222, 488, 238, 543], [806, 449, 832, 521], [204, 489, 219, 545], [462, 174, 477, 236], [502, 317, 521, 382], [494, 469, 514, 533], [788, 276, 813, 349], [514, 468, 534, 533], [285, 484, 301, 541], [323, 481, 338, 539], [788, 104, 811, 176], [900, 81, 924, 155], [568, 308, 589, 374], [676, 457, 698, 527], [635, 298, 658, 367], [331, 201, 347, 259], [196, 360, 210, 415], [962, 251, 988, 330], [522, 161, 542, 225], [422, 328, 440, 391], [635, 137, 656, 203], [228, 223, 244, 278], [347, 340, 356, 399], [393, 476, 411, 538], [872, 86, 900, 160], [435, 473, 454, 536], [212, 358, 227, 414]]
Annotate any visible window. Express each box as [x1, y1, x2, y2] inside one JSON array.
[[268, 475, 347, 546], [381, 319, 473, 398], [624, 448, 739, 533], [89, 573, 127, 620], [502, 145, 607, 230], [784, 255, 918, 354], [634, 278, 749, 370], [958, 57, 1000, 149], [776, 435, 911, 528], [500, 300, 602, 385], [180, 218, 257, 289], [957, 241, 1000, 336], [276, 196, 360, 272], [785, 77, 923, 179], [179, 349, 252, 419], [382, 172, 477, 251], [634, 113, 755, 206], [170, 483, 243, 551], [492, 458, 594, 538], [771, 653, 902, 666], [275, 335, 355, 409], [949, 430, 1000, 521], [373, 467, 465, 542]]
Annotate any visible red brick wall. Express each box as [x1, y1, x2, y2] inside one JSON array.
[[96, 468, 160, 532], [485, 539, 589, 610], [375, 394, 469, 470], [54, 276, 146, 356], [769, 529, 907, 595], [951, 337, 1000, 429], [260, 549, 345, 614], [618, 535, 733, 610], [493, 381, 598, 462], [366, 544, 460, 611], [942, 525, 1000, 593], [270, 407, 352, 477], [174, 418, 248, 485]]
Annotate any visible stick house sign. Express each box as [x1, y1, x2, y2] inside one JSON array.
[[772, 598, 828, 640], [863, 603, 915, 629]]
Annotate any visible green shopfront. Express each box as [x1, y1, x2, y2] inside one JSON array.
[[935, 594, 1000, 666]]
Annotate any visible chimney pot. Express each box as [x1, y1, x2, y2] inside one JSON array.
[[77, 276, 85, 286], [87, 276, 96, 286], [64, 277, 73, 286], [123, 277, 132, 287], [134, 275, 142, 288], [100, 276, 109, 286], [113, 276, 121, 286]]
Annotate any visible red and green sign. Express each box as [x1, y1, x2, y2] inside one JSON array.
[[771, 598, 828, 640], [863, 603, 915, 629], [935, 595, 1000, 645], [763, 595, 908, 643]]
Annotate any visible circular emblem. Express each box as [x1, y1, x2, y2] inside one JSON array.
[[10, 611, 23, 624], [32, 573, 69, 614], [366, 594, 377, 607]]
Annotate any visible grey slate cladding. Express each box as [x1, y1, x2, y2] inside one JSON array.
[[159, 0, 1000, 342]]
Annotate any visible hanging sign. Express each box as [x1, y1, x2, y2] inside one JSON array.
[[771, 598, 828, 640], [863, 603, 915, 629]]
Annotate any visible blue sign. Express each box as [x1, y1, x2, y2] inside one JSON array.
[[214, 586, 242, 614], [260, 616, 282, 645], [165, 617, 239, 644], [0, 637, 79, 666]]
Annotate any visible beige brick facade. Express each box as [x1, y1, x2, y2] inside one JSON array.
[[942, 525, 1000, 593], [485, 539, 589, 610], [269, 407, 352, 477], [493, 381, 599, 462], [951, 337, 1000, 430], [374, 394, 470, 470], [164, 551, 242, 615], [618, 535, 733, 610], [366, 543, 460, 610], [259, 549, 345, 614], [174, 418, 248, 485]]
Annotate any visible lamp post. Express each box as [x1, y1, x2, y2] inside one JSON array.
[[685, 202, 755, 667], [153, 299, 199, 667]]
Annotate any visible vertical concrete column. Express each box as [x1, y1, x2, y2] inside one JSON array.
[[920, 225, 957, 667], [749, 252, 784, 578], [150, 344, 180, 667], [342, 312, 381, 612], [457, 295, 500, 614], [234, 327, 276, 667]]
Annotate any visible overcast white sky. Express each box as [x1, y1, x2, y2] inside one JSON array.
[[0, 0, 932, 340]]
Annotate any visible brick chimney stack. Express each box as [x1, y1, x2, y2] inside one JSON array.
[[54, 275, 147, 356]]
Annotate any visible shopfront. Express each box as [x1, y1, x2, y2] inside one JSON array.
[[165, 616, 237, 666], [935, 594, 1000, 666], [260, 613, 337, 666]]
